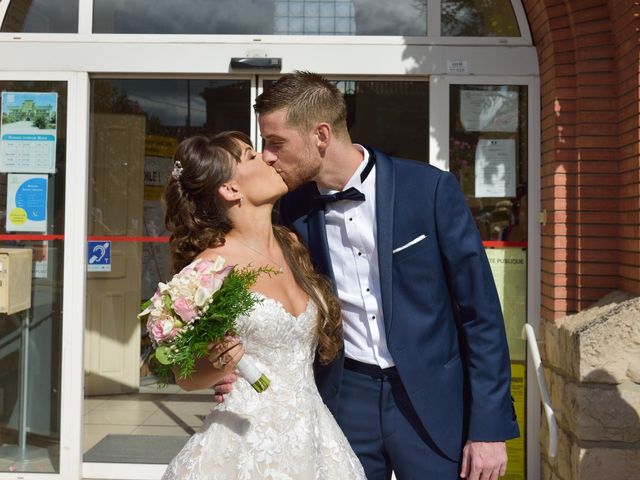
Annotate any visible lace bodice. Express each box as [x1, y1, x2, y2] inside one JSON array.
[[234, 293, 318, 386], [162, 294, 365, 480]]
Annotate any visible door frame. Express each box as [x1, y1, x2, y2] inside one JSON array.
[[431, 74, 542, 480], [0, 70, 88, 480], [0, 69, 541, 479]]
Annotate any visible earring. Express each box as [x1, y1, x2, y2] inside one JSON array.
[[239, 195, 244, 206]]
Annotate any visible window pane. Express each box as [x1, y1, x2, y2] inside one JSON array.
[[263, 79, 429, 162], [449, 84, 528, 243], [449, 83, 527, 480], [93, 0, 427, 36], [1, 0, 79, 33], [0, 81, 67, 473], [442, 0, 520, 37], [343, 80, 429, 160], [84, 79, 250, 464]]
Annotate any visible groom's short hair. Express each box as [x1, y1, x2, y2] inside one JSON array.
[[254, 71, 349, 139]]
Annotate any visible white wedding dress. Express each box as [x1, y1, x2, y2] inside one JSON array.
[[162, 293, 365, 480]]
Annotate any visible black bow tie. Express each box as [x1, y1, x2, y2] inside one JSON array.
[[314, 186, 365, 203], [313, 152, 374, 204]]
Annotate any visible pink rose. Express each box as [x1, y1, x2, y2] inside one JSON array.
[[199, 273, 223, 292], [151, 290, 163, 307], [173, 296, 198, 323], [215, 265, 234, 281], [194, 260, 213, 273], [149, 317, 179, 343], [178, 264, 195, 276]]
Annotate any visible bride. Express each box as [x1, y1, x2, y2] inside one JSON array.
[[160, 131, 365, 479]]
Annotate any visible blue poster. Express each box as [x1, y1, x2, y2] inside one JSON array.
[[6, 174, 48, 232], [87, 241, 111, 272], [0, 91, 58, 173]]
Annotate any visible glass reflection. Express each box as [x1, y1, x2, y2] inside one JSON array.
[[263, 79, 429, 161], [442, 0, 520, 37], [1, 0, 79, 33], [84, 79, 250, 464], [93, 0, 426, 36], [449, 84, 528, 243], [0, 81, 67, 473]]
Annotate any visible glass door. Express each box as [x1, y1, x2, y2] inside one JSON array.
[[0, 71, 85, 479], [82, 74, 431, 479], [83, 76, 253, 479], [431, 75, 541, 480]]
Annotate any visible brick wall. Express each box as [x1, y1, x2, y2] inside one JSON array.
[[610, 0, 640, 295], [522, 0, 640, 320]]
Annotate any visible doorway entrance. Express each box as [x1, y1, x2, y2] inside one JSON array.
[[82, 75, 430, 474]]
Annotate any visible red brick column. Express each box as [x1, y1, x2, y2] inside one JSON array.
[[521, 0, 640, 320], [610, 0, 640, 295]]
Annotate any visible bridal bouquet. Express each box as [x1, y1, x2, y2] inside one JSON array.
[[139, 256, 271, 392]]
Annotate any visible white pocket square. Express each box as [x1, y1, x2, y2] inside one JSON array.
[[392, 234, 427, 254]]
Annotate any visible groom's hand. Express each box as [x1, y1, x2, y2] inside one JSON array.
[[460, 440, 507, 480], [212, 373, 238, 403]]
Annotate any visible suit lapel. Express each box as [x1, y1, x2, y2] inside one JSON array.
[[306, 201, 336, 283], [371, 149, 395, 337]]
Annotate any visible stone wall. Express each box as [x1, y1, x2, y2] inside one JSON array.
[[540, 290, 640, 479]]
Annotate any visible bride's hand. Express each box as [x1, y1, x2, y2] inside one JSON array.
[[212, 373, 238, 403], [208, 337, 244, 374]]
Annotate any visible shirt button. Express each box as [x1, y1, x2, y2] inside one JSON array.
[[349, 217, 353, 221], [357, 252, 362, 256], [366, 288, 370, 292], [371, 315, 376, 320]]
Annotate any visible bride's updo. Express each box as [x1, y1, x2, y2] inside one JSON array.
[[163, 131, 249, 273], [163, 131, 343, 364]]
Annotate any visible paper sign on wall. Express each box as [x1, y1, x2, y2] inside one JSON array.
[[485, 247, 527, 361], [475, 139, 516, 198], [6, 174, 48, 232], [460, 90, 518, 132], [1, 92, 58, 173]]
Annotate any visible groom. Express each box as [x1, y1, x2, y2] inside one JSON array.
[[220, 71, 519, 479]]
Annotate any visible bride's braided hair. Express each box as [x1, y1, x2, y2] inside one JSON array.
[[163, 132, 342, 364]]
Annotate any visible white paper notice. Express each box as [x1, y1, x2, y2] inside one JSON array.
[[475, 139, 516, 198], [1, 92, 58, 173], [460, 90, 518, 132]]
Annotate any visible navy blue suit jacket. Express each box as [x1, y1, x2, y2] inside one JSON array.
[[279, 148, 519, 460]]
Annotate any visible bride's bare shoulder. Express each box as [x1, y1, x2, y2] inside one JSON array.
[[195, 243, 251, 269], [195, 246, 227, 263]]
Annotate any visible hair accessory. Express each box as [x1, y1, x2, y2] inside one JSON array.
[[172, 161, 183, 180]]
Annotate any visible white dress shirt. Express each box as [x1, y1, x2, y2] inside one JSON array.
[[319, 145, 395, 368]]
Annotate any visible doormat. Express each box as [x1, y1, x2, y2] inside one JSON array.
[[83, 434, 188, 464]]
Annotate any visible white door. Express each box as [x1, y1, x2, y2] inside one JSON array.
[[84, 113, 146, 396]]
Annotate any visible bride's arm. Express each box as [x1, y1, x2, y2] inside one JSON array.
[[174, 340, 244, 391]]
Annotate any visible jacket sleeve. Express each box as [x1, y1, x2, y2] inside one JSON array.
[[434, 171, 519, 441]]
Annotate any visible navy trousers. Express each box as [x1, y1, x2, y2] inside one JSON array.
[[334, 360, 460, 480]]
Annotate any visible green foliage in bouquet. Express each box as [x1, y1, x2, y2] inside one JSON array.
[[140, 262, 272, 386]]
